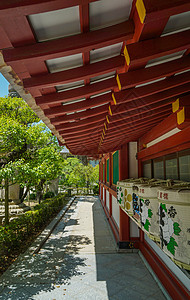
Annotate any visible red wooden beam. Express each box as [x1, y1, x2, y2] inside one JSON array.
[[0, 0, 99, 16], [114, 71, 190, 105], [59, 119, 105, 135], [64, 129, 102, 141], [50, 103, 109, 124], [107, 109, 171, 135], [55, 112, 106, 130], [172, 93, 190, 113], [24, 55, 125, 89], [112, 85, 190, 117], [103, 111, 170, 139], [36, 77, 116, 106], [109, 101, 172, 126], [126, 29, 190, 67], [117, 56, 190, 90], [66, 108, 170, 148], [138, 124, 190, 161], [64, 133, 101, 143], [66, 136, 100, 146], [61, 126, 102, 139], [100, 127, 156, 151], [68, 141, 99, 150], [69, 140, 99, 148], [44, 93, 112, 117], [3, 21, 134, 63], [101, 122, 164, 148], [143, 0, 190, 22], [177, 105, 190, 130], [139, 113, 177, 149]]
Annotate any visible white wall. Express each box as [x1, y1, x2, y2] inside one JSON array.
[[130, 219, 139, 237], [103, 187, 105, 202], [106, 190, 109, 211], [112, 196, 120, 228], [129, 142, 138, 178], [144, 234, 190, 291]]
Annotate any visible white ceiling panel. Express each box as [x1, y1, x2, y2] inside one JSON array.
[[90, 90, 111, 98], [46, 53, 83, 73], [174, 69, 190, 76], [90, 0, 133, 30], [146, 50, 186, 68], [62, 98, 85, 106], [90, 71, 116, 84], [56, 80, 84, 92], [162, 11, 190, 36], [135, 78, 166, 88], [28, 6, 81, 42], [90, 43, 122, 63]]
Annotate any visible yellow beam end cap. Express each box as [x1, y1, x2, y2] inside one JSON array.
[[177, 107, 185, 125], [104, 123, 107, 131], [106, 115, 110, 124], [136, 0, 146, 24], [109, 105, 112, 116], [172, 98, 179, 113], [112, 93, 117, 105], [116, 74, 121, 91], [124, 46, 130, 66]]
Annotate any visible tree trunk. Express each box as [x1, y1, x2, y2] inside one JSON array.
[[19, 185, 24, 201], [5, 178, 9, 225], [20, 186, 29, 203]]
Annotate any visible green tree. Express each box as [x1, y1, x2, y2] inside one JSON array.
[[0, 97, 63, 223], [0, 96, 39, 125]]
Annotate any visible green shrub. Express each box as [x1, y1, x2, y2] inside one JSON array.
[[29, 193, 36, 200], [93, 184, 99, 195], [0, 194, 67, 259], [43, 191, 55, 199]]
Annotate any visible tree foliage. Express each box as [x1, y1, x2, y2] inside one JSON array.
[[61, 157, 99, 189], [0, 97, 63, 215]]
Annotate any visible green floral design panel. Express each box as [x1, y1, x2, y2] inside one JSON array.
[[107, 159, 109, 183], [113, 151, 119, 185], [103, 164, 105, 181]]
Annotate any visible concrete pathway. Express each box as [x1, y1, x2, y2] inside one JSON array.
[[0, 197, 167, 299]]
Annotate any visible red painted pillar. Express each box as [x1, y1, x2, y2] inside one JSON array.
[[119, 143, 130, 246], [108, 153, 112, 216], [109, 193, 112, 217], [119, 207, 130, 241], [137, 141, 143, 178], [119, 143, 129, 180]]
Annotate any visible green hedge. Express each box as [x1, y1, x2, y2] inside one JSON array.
[[0, 194, 67, 258]]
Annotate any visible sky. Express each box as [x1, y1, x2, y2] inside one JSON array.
[[0, 73, 9, 97]]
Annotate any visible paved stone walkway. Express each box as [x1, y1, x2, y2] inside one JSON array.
[[0, 196, 167, 299]]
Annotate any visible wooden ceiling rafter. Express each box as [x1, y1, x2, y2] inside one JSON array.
[[3, 21, 134, 64], [23, 55, 125, 90], [50, 103, 110, 124]]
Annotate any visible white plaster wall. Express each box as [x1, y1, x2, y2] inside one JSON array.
[[106, 190, 110, 211], [0, 183, 20, 202], [103, 187, 105, 202], [130, 219, 140, 237], [112, 196, 120, 228], [144, 234, 190, 291], [129, 142, 138, 178]]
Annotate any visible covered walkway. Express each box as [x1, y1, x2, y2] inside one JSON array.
[[0, 197, 167, 299]]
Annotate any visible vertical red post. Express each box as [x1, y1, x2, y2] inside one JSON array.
[[109, 193, 112, 217], [119, 143, 130, 245], [119, 143, 129, 180]]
